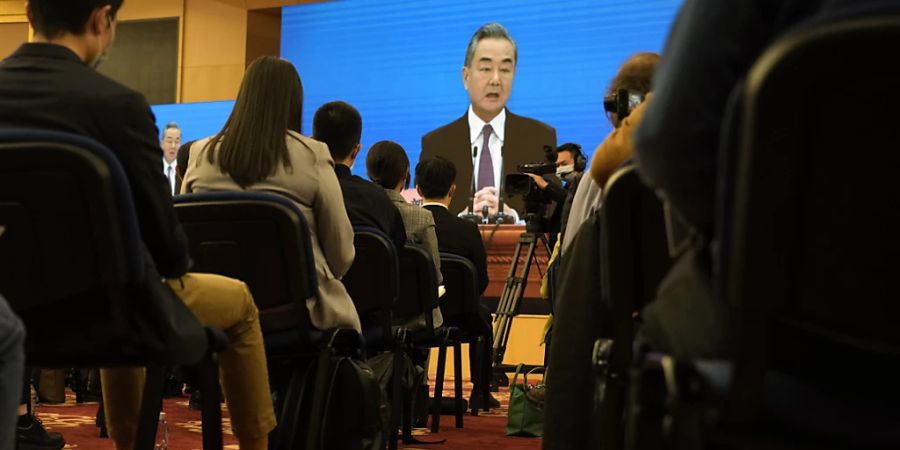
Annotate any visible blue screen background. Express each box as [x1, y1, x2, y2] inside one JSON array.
[[152, 0, 682, 177]]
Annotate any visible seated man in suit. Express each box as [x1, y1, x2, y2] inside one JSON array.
[[0, 1, 274, 449], [414, 156, 499, 408], [312, 100, 407, 250], [367, 140, 443, 329]]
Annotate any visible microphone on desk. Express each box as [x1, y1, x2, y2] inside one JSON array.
[[481, 205, 490, 224]]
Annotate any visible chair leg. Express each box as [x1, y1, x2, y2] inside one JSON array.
[[481, 336, 491, 411], [430, 345, 447, 433], [198, 355, 223, 450], [134, 365, 166, 450], [452, 342, 464, 428], [388, 347, 403, 450]]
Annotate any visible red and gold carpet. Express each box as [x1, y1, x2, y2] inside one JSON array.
[[35, 379, 542, 450]]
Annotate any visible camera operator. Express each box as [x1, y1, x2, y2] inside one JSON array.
[[525, 143, 586, 248]]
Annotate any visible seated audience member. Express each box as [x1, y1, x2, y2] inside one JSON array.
[[560, 52, 659, 255], [366, 140, 443, 327], [312, 101, 407, 250], [542, 52, 658, 450], [0, 295, 26, 450], [0, 2, 275, 449], [415, 157, 488, 294], [632, 1, 874, 359], [182, 56, 360, 334], [161, 121, 181, 195], [415, 156, 500, 407], [176, 138, 195, 180]]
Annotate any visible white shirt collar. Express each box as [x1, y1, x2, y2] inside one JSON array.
[[468, 106, 506, 145], [421, 202, 449, 210], [162, 157, 177, 170]]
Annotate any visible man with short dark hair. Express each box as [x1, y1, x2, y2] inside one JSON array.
[[160, 122, 181, 195], [312, 100, 407, 250], [0, 2, 274, 449], [421, 22, 556, 218], [415, 156, 499, 408]]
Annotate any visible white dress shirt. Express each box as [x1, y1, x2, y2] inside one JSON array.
[[162, 158, 177, 195], [466, 106, 519, 222]]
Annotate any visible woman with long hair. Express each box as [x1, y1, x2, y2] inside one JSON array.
[[182, 56, 360, 333]]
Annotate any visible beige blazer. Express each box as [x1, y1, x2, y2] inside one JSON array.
[[182, 131, 361, 333]]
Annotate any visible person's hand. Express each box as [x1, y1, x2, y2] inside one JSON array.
[[526, 173, 549, 190], [473, 186, 499, 216]]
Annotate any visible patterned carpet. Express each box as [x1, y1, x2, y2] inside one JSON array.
[[35, 378, 543, 450]]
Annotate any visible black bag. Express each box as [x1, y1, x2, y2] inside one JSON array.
[[319, 356, 388, 450]]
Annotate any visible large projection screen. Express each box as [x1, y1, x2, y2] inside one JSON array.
[[152, 1, 682, 178]]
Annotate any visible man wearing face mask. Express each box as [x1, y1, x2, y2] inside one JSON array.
[[525, 143, 586, 249]]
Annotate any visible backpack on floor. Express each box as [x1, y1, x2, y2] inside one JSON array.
[[319, 356, 389, 450]]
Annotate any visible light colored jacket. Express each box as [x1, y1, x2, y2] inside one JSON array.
[[182, 131, 361, 332]]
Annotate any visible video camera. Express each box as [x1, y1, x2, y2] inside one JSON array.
[[603, 88, 643, 121], [504, 145, 559, 232]]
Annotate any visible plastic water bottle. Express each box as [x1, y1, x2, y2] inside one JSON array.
[[155, 411, 169, 450]]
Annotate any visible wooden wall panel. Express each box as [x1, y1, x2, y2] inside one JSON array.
[[0, 22, 26, 59], [245, 8, 280, 67], [182, 0, 247, 102]]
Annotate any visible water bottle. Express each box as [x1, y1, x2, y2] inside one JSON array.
[[155, 411, 169, 450]]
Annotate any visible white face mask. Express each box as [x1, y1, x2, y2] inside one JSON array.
[[556, 164, 575, 178]]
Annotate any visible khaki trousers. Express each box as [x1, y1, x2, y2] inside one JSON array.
[[100, 273, 276, 445]]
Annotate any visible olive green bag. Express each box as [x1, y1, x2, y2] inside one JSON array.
[[505, 364, 545, 437]]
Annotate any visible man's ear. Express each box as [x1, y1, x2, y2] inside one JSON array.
[[462, 66, 469, 90], [350, 143, 361, 160], [89, 5, 111, 35], [448, 184, 457, 199], [416, 185, 424, 198]]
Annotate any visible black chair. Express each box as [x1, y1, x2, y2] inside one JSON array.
[[396, 244, 462, 434], [342, 226, 405, 450], [627, 14, 900, 450], [438, 252, 490, 416], [172, 191, 360, 450], [593, 164, 672, 450], [0, 129, 225, 450]]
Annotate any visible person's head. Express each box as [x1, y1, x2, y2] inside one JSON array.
[[26, 0, 124, 66], [366, 140, 410, 192], [606, 52, 660, 127], [205, 56, 303, 188], [312, 101, 363, 166], [462, 23, 517, 122], [160, 122, 181, 163], [555, 142, 585, 180], [415, 156, 457, 204]]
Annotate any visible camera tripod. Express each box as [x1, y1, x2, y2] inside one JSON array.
[[491, 228, 551, 383]]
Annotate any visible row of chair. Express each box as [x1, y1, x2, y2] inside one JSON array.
[[586, 14, 900, 450]]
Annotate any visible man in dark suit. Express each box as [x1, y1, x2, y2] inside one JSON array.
[[160, 121, 181, 195], [312, 100, 407, 250], [421, 22, 556, 218], [0, 2, 275, 449], [415, 155, 499, 408]]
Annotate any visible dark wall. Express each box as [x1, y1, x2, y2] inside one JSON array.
[[99, 18, 179, 105]]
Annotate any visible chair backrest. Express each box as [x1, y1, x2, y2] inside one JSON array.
[[727, 15, 900, 419], [397, 243, 438, 330], [0, 129, 207, 366], [343, 227, 398, 337], [173, 192, 317, 333], [597, 164, 672, 448], [437, 252, 480, 325], [0, 130, 144, 309]]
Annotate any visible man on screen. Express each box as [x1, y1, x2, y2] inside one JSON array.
[[420, 22, 556, 218]]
